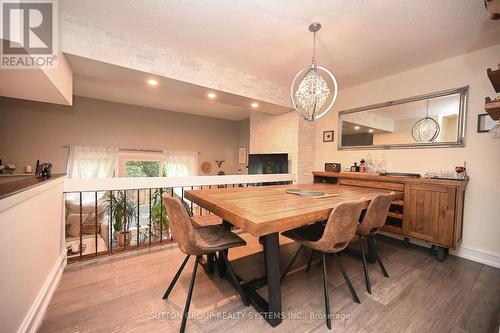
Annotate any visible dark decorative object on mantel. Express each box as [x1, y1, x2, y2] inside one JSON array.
[[35, 160, 53, 178], [324, 163, 341, 172], [322, 130, 334, 142]]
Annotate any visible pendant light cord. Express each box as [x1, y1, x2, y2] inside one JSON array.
[[312, 31, 317, 64]]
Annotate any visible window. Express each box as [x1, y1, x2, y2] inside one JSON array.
[[67, 147, 199, 178], [66, 146, 119, 179], [125, 161, 162, 177], [118, 152, 165, 177], [66, 145, 119, 203], [163, 151, 198, 177]]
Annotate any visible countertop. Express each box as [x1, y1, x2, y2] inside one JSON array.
[[0, 174, 66, 200], [313, 171, 468, 188]]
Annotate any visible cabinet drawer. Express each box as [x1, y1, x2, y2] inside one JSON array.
[[339, 178, 404, 191]]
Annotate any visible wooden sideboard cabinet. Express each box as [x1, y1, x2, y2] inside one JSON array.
[[313, 171, 467, 261]]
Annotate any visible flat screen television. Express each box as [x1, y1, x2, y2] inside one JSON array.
[[248, 153, 288, 174]]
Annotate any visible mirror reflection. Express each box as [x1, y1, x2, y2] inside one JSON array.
[[339, 87, 467, 149]]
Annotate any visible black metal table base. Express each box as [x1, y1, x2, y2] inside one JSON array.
[[209, 221, 283, 327], [198, 254, 216, 274]]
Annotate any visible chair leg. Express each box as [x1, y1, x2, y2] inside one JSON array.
[[333, 253, 360, 304], [306, 250, 315, 273], [163, 255, 190, 299], [359, 235, 371, 294], [280, 245, 304, 282], [216, 252, 226, 278], [179, 255, 200, 333], [321, 253, 332, 330], [368, 235, 389, 278], [204, 253, 216, 274], [219, 250, 249, 306]]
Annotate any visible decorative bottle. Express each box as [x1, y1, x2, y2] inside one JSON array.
[[359, 159, 366, 172]]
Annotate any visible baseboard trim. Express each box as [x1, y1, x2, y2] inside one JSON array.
[[378, 231, 500, 269], [18, 250, 67, 333], [451, 246, 500, 269]]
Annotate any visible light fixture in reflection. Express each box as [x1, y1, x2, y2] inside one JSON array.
[[251, 102, 259, 108], [207, 92, 216, 99], [368, 129, 374, 133], [354, 126, 360, 130], [147, 79, 158, 86]]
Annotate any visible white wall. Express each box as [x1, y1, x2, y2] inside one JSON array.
[[0, 96, 250, 176], [0, 178, 66, 333], [0, 53, 73, 106], [315, 44, 500, 258], [236, 118, 250, 174], [249, 111, 316, 183], [250, 111, 299, 176]]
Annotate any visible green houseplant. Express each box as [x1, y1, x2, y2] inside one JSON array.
[[104, 191, 137, 247], [151, 188, 169, 239], [150, 188, 192, 241]]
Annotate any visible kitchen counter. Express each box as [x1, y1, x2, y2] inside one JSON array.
[[0, 174, 65, 200]]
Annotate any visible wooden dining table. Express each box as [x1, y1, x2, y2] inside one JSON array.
[[185, 183, 397, 327]]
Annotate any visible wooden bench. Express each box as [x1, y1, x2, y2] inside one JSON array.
[[191, 215, 223, 227]]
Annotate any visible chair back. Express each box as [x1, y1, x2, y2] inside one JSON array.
[[357, 192, 396, 235], [162, 194, 198, 255], [313, 199, 366, 253]]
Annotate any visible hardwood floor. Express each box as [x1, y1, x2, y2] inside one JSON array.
[[40, 235, 500, 333]]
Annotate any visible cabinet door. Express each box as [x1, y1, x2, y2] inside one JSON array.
[[403, 184, 456, 246]]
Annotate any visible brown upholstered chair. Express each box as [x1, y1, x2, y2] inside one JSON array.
[[281, 199, 366, 330], [356, 192, 395, 294], [161, 195, 248, 333]]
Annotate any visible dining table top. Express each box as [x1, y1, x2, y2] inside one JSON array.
[[185, 183, 400, 237]]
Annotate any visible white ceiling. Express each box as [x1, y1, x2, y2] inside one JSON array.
[[60, 0, 500, 91], [66, 54, 291, 121]]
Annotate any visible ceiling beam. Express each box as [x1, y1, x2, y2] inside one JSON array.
[[62, 13, 290, 108]]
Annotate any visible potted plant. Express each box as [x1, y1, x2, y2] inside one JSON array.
[[104, 191, 136, 248], [150, 188, 194, 240], [151, 188, 169, 239]]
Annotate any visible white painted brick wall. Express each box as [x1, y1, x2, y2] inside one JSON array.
[[62, 14, 289, 107], [250, 112, 315, 184]]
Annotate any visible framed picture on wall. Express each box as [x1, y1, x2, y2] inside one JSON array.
[[477, 113, 496, 133], [238, 147, 247, 164], [323, 130, 334, 142]]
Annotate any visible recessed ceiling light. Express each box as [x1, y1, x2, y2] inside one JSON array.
[[207, 92, 216, 99], [147, 79, 158, 86], [251, 102, 259, 108], [354, 126, 360, 130], [368, 129, 374, 133]]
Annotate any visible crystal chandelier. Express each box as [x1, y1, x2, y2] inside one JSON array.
[[411, 99, 440, 142], [291, 22, 338, 121]]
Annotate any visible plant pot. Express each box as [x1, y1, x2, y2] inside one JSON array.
[[153, 224, 171, 239], [116, 231, 131, 248]]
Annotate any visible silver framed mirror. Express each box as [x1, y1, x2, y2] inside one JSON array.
[[338, 86, 468, 150]]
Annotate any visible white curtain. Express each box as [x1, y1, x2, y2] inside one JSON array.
[[67, 145, 119, 179], [66, 146, 119, 203], [163, 151, 198, 177], [163, 151, 198, 208]]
